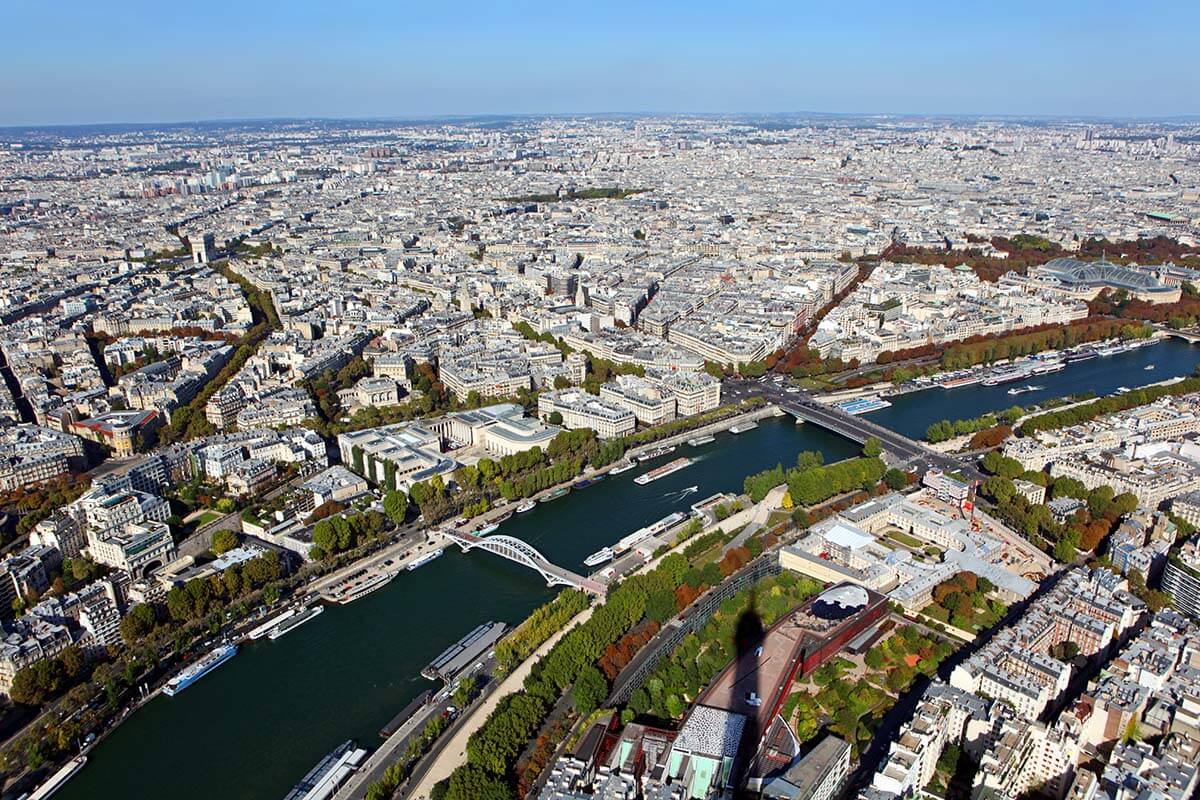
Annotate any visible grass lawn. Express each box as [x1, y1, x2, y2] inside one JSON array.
[[766, 511, 792, 527], [887, 530, 926, 549], [688, 542, 727, 568], [921, 603, 950, 623], [195, 510, 222, 526], [922, 595, 1007, 632], [972, 603, 1007, 630]]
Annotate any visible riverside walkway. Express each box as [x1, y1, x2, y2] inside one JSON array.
[[403, 604, 598, 799]]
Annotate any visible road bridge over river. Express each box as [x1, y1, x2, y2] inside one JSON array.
[[728, 380, 984, 482]]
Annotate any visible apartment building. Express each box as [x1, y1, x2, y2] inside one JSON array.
[[973, 717, 1080, 800], [538, 390, 636, 439], [205, 384, 246, 430], [599, 375, 677, 426], [1162, 537, 1200, 620], [1170, 490, 1200, 529], [69, 408, 161, 457], [863, 683, 992, 800], [87, 519, 177, 577], [951, 569, 1140, 723], [0, 424, 86, 491], [658, 370, 721, 416], [0, 616, 73, 697]]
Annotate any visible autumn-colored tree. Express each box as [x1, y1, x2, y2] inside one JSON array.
[[719, 547, 752, 578], [675, 583, 702, 612], [1080, 519, 1112, 552], [969, 425, 1013, 450]]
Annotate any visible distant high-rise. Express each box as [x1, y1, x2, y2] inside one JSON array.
[[1162, 537, 1200, 620], [192, 233, 216, 264]]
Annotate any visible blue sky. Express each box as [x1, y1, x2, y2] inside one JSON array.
[[4, 0, 1198, 125]]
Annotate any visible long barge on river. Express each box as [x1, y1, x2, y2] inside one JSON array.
[[327, 570, 394, 604], [634, 457, 693, 485], [422, 621, 507, 682], [268, 606, 324, 640], [613, 511, 689, 555], [282, 740, 368, 800], [636, 445, 676, 462], [27, 756, 87, 800], [247, 607, 297, 640], [379, 689, 435, 739], [162, 644, 238, 697]]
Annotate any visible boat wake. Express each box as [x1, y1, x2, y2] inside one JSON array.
[[666, 486, 700, 502]]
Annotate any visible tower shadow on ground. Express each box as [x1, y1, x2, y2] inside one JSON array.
[[731, 590, 764, 795]]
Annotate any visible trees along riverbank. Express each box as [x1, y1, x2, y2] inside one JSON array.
[[742, 449, 885, 507], [352, 399, 765, 529], [417, 448, 894, 799]]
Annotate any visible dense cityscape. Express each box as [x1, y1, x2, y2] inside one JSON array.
[[3, 29, 1200, 800]]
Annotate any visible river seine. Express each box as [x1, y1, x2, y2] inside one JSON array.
[[57, 337, 1200, 800]]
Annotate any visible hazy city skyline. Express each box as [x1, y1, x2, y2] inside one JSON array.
[[5, 0, 1199, 126]]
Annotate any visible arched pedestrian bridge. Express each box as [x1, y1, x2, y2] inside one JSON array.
[[441, 530, 607, 596]]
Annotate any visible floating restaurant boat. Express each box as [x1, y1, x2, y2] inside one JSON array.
[[610, 460, 637, 474], [835, 397, 893, 415], [247, 607, 297, 640], [939, 373, 982, 389], [687, 435, 716, 446], [329, 571, 393, 604], [282, 740, 368, 800], [636, 445, 676, 462], [728, 421, 759, 434], [981, 366, 1032, 386], [1031, 360, 1065, 374]]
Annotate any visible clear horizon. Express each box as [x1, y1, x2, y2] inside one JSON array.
[[5, 0, 1198, 127]]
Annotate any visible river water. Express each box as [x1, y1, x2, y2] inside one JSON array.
[[57, 338, 1200, 800], [869, 338, 1199, 439], [59, 418, 858, 800]]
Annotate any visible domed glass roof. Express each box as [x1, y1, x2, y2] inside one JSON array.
[[1039, 257, 1168, 292], [811, 584, 869, 620]]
